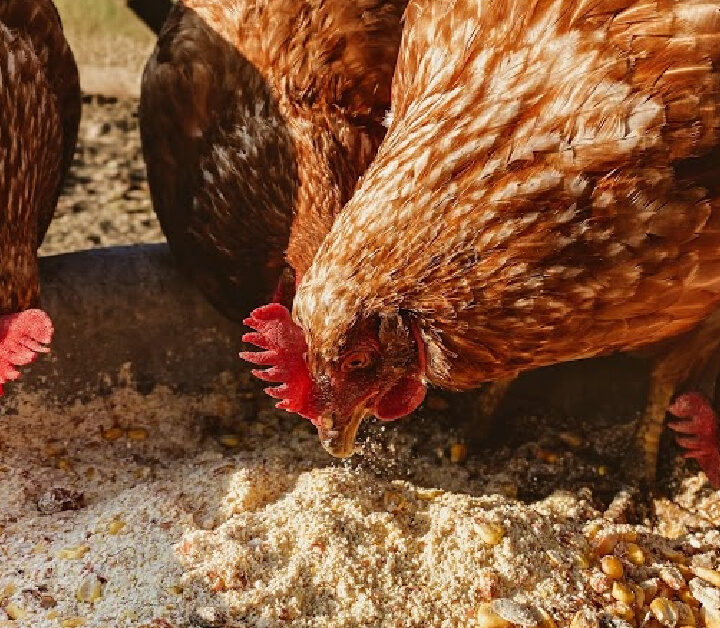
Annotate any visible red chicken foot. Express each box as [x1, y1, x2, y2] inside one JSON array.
[[668, 392, 720, 488], [0, 309, 53, 395]]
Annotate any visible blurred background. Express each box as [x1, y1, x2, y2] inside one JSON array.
[[41, 0, 173, 256]]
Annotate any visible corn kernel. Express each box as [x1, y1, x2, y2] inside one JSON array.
[[1, 584, 17, 597], [621, 531, 638, 542], [641, 578, 659, 600], [477, 523, 505, 546], [416, 488, 444, 501], [660, 566, 686, 590], [5, 604, 27, 620], [611, 601, 635, 623], [597, 465, 608, 476], [476, 603, 511, 628], [575, 552, 591, 569], [76, 575, 103, 603], [701, 607, 720, 628], [537, 608, 558, 628], [56, 545, 90, 560], [594, 534, 619, 556], [61, 619, 86, 628], [675, 602, 695, 627], [601, 556, 624, 580], [101, 427, 124, 441], [631, 584, 645, 609], [650, 597, 678, 627], [56, 458, 73, 472], [625, 543, 645, 566], [47, 610, 59, 620], [613, 581, 635, 605], [44, 443, 65, 457], [660, 547, 688, 564], [558, 432, 583, 448], [536, 448, 559, 464], [219, 435, 240, 448], [108, 519, 125, 535], [127, 428, 149, 441], [693, 566, 720, 588], [450, 443, 467, 463], [678, 589, 698, 607], [570, 609, 599, 628]]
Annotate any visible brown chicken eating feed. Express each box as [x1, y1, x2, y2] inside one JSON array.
[[0, 0, 80, 396], [243, 0, 720, 486]]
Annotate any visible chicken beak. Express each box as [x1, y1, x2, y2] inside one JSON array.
[[317, 406, 368, 458]]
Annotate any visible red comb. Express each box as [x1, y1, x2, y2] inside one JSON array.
[[668, 392, 720, 488], [240, 303, 318, 422], [0, 309, 53, 395]]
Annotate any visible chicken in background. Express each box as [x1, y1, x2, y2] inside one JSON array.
[[139, 0, 408, 320], [0, 0, 81, 395], [243, 0, 720, 488]]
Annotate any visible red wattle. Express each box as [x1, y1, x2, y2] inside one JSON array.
[[374, 376, 426, 420]]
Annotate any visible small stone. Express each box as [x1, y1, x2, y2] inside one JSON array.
[[491, 599, 538, 628], [61, 619, 86, 628], [39, 594, 57, 609], [37, 488, 84, 515]]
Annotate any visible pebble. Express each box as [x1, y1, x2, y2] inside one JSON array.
[[491, 599, 538, 628]]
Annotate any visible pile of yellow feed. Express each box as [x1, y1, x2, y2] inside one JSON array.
[[1, 370, 719, 628]]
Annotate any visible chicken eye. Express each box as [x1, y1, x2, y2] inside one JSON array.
[[341, 351, 374, 372]]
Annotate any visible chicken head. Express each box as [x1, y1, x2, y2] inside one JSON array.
[[241, 303, 426, 457]]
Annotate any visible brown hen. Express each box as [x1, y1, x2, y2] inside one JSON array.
[[0, 0, 80, 395], [243, 0, 720, 485], [139, 0, 407, 319]]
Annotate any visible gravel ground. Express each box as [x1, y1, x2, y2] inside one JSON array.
[[4, 96, 720, 628], [40, 97, 163, 257]]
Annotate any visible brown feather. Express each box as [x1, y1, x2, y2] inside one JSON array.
[[295, 0, 720, 390], [0, 0, 80, 313], [139, 0, 406, 319]]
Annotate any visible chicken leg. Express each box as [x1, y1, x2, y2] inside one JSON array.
[[631, 309, 720, 487]]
